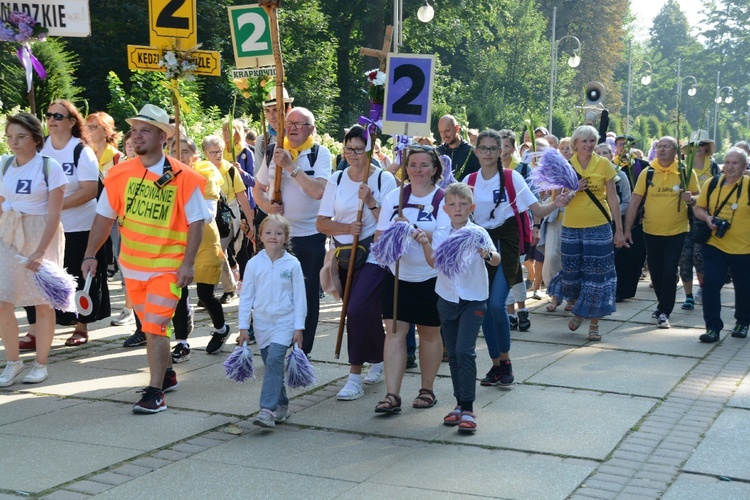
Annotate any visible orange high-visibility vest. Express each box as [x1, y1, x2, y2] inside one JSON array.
[[105, 156, 206, 273]]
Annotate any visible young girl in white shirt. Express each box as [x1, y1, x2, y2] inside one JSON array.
[[237, 215, 306, 428]]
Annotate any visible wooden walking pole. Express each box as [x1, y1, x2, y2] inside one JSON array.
[[392, 164, 407, 324], [260, 0, 286, 205], [334, 199, 365, 359], [173, 91, 182, 163]]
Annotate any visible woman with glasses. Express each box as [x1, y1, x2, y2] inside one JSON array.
[[21, 100, 108, 349], [372, 144, 450, 413], [467, 129, 569, 386], [0, 113, 68, 386], [85, 112, 124, 178], [557, 126, 625, 340], [317, 126, 397, 401]]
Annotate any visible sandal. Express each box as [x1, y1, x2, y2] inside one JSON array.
[[532, 291, 542, 300], [412, 388, 437, 409], [458, 411, 477, 433], [546, 299, 559, 312], [568, 315, 584, 332], [588, 324, 601, 341], [375, 393, 402, 414], [64, 330, 89, 347], [564, 300, 576, 312], [443, 406, 462, 426], [19, 334, 36, 351], [681, 297, 695, 310]]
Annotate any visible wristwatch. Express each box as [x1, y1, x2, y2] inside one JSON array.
[[483, 251, 493, 262], [368, 202, 380, 211], [290, 166, 301, 178]]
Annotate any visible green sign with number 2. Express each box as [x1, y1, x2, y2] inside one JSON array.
[[228, 5, 274, 69]]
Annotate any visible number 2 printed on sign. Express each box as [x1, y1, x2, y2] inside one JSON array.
[[382, 54, 435, 136], [392, 64, 425, 116], [157, 0, 189, 29], [227, 5, 274, 68], [238, 12, 268, 53]]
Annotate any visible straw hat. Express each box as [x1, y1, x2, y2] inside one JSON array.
[[125, 104, 174, 138], [263, 87, 294, 107], [682, 130, 716, 155]]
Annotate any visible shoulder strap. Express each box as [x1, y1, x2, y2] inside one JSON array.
[[573, 165, 611, 223], [266, 143, 276, 163], [503, 169, 517, 213], [466, 171, 478, 188], [73, 142, 84, 168], [431, 187, 445, 215], [308, 144, 319, 168], [335, 170, 345, 186], [391, 184, 412, 220], [1, 156, 13, 176], [2, 156, 49, 186]]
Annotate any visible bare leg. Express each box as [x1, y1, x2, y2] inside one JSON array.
[[349, 364, 362, 375], [146, 333, 171, 388], [34, 305, 55, 365], [0, 302, 20, 361], [383, 319, 409, 396], [416, 325, 441, 392]]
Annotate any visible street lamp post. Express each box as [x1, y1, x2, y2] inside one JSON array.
[[548, 7, 581, 132], [625, 40, 652, 134], [713, 71, 733, 142], [393, 0, 434, 54], [675, 58, 697, 136]]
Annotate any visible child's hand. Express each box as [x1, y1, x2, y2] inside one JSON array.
[[292, 330, 304, 348], [237, 329, 250, 345]]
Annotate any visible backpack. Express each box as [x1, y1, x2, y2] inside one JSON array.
[[215, 190, 235, 238], [390, 184, 445, 221], [467, 169, 533, 255], [2, 155, 52, 187]]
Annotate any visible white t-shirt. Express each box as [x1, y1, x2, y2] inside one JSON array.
[[96, 155, 211, 281], [256, 144, 332, 237], [318, 167, 397, 265], [377, 185, 449, 282], [41, 137, 99, 232], [0, 154, 68, 214], [465, 169, 537, 229], [432, 221, 491, 303]]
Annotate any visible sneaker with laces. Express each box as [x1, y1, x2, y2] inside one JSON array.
[[274, 405, 289, 423], [508, 315, 519, 331], [699, 330, 721, 343], [132, 386, 166, 414], [0, 361, 24, 387], [480, 365, 503, 386], [162, 368, 179, 392], [206, 325, 231, 354], [498, 360, 514, 386], [111, 308, 135, 326], [253, 408, 276, 428], [171, 343, 191, 363], [123, 330, 147, 347], [22, 362, 48, 384], [731, 324, 748, 339], [517, 310, 530, 331], [657, 313, 670, 329]]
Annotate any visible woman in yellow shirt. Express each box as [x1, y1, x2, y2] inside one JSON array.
[[549, 126, 625, 341]]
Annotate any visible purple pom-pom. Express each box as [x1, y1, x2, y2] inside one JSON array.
[[434, 226, 494, 279], [224, 342, 255, 382], [529, 148, 580, 192], [16, 255, 77, 312], [438, 155, 456, 189], [370, 221, 415, 267], [285, 345, 317, 388]]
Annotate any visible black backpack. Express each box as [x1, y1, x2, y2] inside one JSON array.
[[215, 191, 235, 238]]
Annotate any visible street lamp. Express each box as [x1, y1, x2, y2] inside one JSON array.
[[548, 7, 582, 131], [417, 1, 434, 23], [625, 40, 652, 134], [713, 71, 733, 142], [392, 0, 434, 53], [675, 58, 697, 135]]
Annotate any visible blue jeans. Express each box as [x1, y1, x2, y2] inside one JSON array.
[[259, 343, 289, 411], [483, 269, 511, 359], [291, 233, 326, 354], [701, 244, 750, 332], [438, 298, 486, 406]]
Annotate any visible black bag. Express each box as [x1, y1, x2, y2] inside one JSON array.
[[215, 192, 234, 238], [333, 235, 374, 270], [692, 220, 712, 244]]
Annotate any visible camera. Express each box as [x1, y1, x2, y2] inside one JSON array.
[[712, 217, 731, 238]]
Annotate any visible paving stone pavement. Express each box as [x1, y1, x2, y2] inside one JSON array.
[[1, 278, 748, 499]]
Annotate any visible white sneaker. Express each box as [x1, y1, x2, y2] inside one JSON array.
[[22, 362, 48, 384], [253, 408, 276, 428], [657, 313, 671, 329], [0, 361, 24, 387], [363, 363, 383, 385], [337, 378, 364, 401], [274, 405, 289, 423], [111, 308, 135, 326]]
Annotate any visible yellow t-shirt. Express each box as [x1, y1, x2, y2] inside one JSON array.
[[634, 160, 699, 236], [692, 157, 715, 186], [563, 153, 616, 228], [697, 175, 750, 254]]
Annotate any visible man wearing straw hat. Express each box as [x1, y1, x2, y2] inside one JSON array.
[[82, 104, 210, 414]]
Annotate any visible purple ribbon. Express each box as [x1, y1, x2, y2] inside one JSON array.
[[17, 44, 46, 92], [393, 134, 411, 165], [357, 115, 382, 152]]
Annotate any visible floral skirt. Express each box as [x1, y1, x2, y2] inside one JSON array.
[[0, 211, 64, 307]]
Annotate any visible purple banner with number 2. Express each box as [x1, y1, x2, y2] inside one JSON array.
[[386, 56, 432, 123]]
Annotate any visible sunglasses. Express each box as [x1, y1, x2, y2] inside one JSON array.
[[45, 112, 70, 121]]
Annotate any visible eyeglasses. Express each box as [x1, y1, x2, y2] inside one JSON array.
[[45, 112, 69, 121], [655, 144, 675, 150], [286, 121, 311, 129], [86, 124, 100, 131], [476, 146, 499, 153], [205, 150, 223, 157], [344, 147, 365, 155]]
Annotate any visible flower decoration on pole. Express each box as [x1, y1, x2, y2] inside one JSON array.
[[0, 11, 48, 107], [358, 68, 386, 152], [158, 44, 200, 115]]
